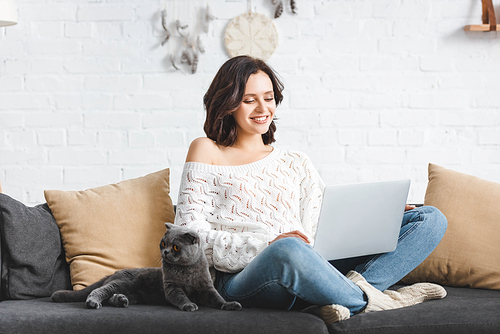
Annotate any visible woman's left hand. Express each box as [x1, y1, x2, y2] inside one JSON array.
[[405, 204, 416, 211]]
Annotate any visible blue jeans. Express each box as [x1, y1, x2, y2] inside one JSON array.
[[214, 206, 447, 315]]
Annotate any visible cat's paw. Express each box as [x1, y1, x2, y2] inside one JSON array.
[[180, 302, 198, 312], [109, 294, 129, 308], [86, 298, 102, 310], [221, 301, 242, 311]]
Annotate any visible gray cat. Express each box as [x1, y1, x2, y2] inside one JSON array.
[[51, 223, 242, 312]]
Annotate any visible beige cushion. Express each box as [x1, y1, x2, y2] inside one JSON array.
[[45, 169, 174, 290], [402, 163, 500, 290]]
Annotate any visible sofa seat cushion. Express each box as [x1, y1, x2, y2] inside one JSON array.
[[1, 287, 499, 334], [327, 285, 500, 334], [0, 297, 328, 334]]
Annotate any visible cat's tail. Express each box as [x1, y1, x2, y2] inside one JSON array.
[[51, 277, 107, 303]]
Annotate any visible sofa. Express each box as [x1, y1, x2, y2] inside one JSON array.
[[2, 164, 500, 334]]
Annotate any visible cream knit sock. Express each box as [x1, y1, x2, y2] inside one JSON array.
[[302, 304, 350, 326], [318, 304, 351, 325], [346, 270, 447, 313]]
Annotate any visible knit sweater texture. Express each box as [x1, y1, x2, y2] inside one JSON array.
[[174, 147, 325, 273]]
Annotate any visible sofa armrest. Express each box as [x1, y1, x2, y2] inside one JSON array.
[[1, 178, 3, 300], [0, 222, 3, 301], [0, 190, 3, 300]]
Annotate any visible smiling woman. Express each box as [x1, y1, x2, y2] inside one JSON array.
[[173, 55, 447, 327]]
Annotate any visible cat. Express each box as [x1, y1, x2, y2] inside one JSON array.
[[51, 223, 242, 312]]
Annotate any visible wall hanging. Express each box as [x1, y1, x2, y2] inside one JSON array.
[[160, 0, 214, 74], [270, 0, 297, 18], [224, 0, 278, 61]]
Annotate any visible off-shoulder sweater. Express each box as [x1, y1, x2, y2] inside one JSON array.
[[174, 147, 325, 273]]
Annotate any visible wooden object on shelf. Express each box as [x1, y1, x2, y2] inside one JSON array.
[[464, 0, 500, 31]]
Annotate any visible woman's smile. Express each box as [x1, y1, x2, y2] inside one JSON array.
[[250, 115, 270, 124]]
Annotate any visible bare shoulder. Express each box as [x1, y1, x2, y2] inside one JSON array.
[[185, 137, 219, 164]]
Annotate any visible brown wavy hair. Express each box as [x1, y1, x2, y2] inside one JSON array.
[[203, 56, 284, 147]]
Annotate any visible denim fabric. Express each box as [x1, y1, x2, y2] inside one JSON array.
[[215, 206, 447, 315]]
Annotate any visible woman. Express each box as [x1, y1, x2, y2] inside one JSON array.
[[174, 55, 447, 325]]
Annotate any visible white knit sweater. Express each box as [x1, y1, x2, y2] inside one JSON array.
[[174, 148, 325, 273]]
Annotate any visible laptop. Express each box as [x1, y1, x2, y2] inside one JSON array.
[[313, 179, 411, 261]]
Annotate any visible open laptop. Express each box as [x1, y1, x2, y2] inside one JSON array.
[[313, 179, 411, 261]]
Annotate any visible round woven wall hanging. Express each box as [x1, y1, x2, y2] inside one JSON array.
[[224, 12, 278, 61]]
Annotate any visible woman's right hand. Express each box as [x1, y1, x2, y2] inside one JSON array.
[[269, 230, 310, 245]]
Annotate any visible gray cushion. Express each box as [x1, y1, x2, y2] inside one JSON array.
[[0, 194, 71, 300]]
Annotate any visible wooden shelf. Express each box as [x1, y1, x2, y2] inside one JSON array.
[[464, 24, 500, 32], [464, 0, 498, 32]]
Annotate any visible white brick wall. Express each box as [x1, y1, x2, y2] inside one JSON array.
[[1, 0, 499, 205]]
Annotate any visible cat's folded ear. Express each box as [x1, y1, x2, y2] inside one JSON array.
[[182, 231, 200, 245], [165, 222, 174, 229]]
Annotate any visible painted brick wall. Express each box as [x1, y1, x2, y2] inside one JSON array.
[[1, 0, 499, 205]]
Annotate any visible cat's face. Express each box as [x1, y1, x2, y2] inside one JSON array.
[[160, 223, 201, 266]]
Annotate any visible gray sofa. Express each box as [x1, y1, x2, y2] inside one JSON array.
[[1, 193, 500, 334]]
